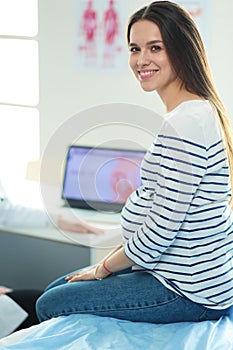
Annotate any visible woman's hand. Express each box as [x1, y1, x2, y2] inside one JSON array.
[[65, 246, 134, 283], [65, 265, 110, 283], [57, 215, 104, 234], [66, 247, 135, 283]]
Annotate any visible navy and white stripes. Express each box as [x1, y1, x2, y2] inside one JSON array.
[[121, 100, 233, 309]]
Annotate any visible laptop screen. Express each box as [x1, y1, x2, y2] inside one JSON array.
[[62, 145, 145, 211]]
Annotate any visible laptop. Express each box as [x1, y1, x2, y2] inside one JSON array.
[[61, 145, 145, 217]]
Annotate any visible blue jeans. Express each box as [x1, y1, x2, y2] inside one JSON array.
[[36, 268, 233, 324]]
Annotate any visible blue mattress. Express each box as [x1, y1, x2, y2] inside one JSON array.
[[0, 314, 233, 350]]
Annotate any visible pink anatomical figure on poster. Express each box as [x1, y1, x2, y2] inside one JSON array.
[[78, 0, 98, 65], [102, 0, 120, 67], [76, 0, 126, 71]]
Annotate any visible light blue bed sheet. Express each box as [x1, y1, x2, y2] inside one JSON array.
[[0, 314, 233, 350]]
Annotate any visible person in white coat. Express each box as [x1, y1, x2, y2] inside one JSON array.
[[0, 179, 102, 336], [0, 180, 102, 233]]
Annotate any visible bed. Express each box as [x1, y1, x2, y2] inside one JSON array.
[[0, 313, 233, 350]]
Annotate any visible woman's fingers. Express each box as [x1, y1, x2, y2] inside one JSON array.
[[65, 267, 95, 282]]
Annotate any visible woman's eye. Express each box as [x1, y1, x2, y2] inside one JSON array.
[[129, 47, 139, 52], [151, 45, 161, 51]]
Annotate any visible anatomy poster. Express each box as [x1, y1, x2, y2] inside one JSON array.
[[76, 0, 126, 72]]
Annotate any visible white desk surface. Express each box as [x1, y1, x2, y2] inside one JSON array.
[[0, 180, 122, 252], [0, 223, 122, 250]]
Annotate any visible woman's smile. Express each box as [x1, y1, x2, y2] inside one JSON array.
[[138, 69, 159, 80]]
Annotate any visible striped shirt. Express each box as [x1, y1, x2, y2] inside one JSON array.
[[121, 100, 233, 309]]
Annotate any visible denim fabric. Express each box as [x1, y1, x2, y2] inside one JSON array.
[[36, 269, 233, 324]]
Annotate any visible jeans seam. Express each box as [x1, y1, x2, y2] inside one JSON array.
[[53, 295, 181, 317], [199, 308, 208, 321]]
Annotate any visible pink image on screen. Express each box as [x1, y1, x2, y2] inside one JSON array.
[[109, 157, 141, 203]]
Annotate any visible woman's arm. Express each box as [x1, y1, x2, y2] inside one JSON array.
[[66, 245, 135, 282], [98, 243, 123, 263], [99, 246, 135, 274]]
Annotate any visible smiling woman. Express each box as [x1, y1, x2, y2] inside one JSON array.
[[36, 1, 233, 326]]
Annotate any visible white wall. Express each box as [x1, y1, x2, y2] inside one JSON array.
[[37, 0, 233, 165]]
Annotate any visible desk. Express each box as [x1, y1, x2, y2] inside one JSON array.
[[0, 224, 121, 290], [0, 180, 122, 290]]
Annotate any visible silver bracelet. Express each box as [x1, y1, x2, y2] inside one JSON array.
[[93, 264, 103, 280]]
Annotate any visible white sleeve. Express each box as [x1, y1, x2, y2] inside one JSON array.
[[0, 199, 51, 228], [0, 180, 51, 228]]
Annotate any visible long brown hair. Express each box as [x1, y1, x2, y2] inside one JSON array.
[[127, 1, 233, 207]]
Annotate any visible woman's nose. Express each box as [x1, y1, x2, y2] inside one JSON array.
[[137, 49, 151, 67]]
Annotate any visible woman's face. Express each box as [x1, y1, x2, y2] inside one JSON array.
[[128, 20, 178, 96]]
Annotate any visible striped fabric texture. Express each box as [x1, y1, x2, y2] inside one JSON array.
[[121, 100, 233, 309]]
